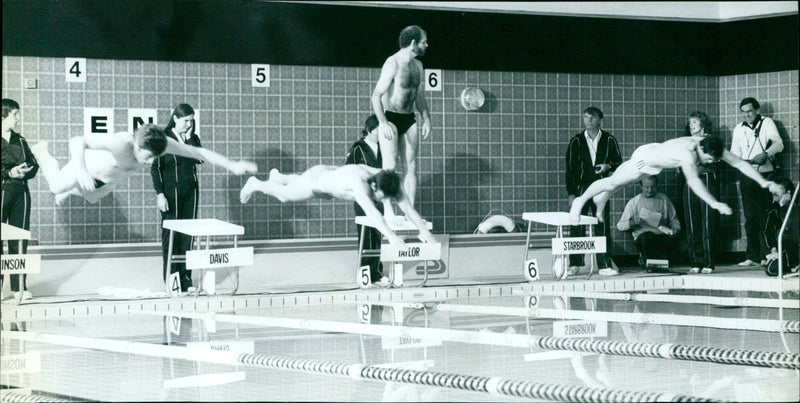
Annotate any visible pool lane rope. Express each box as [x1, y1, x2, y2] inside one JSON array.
[[427, 303, 800, 334], [144, 310, 800, 370], [0, 391, 71, 403], [2, 331, 720, 403], [513, 290, 800, 309]]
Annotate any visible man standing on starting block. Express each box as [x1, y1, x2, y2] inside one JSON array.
[[371, 25, 432, 216], [569, 136, 779, 225], [239, 165, 436, 249]]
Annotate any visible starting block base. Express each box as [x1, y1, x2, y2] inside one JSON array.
[[522, 212, 603, 281], [355, 216, 438, 288]]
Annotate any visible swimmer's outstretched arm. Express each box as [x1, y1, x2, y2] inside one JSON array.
[[164, 137, 257, 175], [681, 161, 732, 215], [396, 193, 437, 244], [353, 191, 407, 249], [721, 149, 774, 189]]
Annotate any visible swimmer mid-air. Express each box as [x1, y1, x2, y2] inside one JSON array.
[[240, 164, 436, 249], [31, 124, 257, 205], [569, 136, 778, 224]]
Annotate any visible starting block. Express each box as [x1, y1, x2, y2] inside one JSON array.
[[355, 216, 440, 287], [522, 212, 605, 281], [163, 219, 253, 297], [1, 223, 41, 304]]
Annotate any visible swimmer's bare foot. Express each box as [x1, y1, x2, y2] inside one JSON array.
[[240, 176, 261, 204], [268, 168, 289, 184]]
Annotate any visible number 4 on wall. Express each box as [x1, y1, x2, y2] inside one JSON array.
[[65, 58, 86, 83]]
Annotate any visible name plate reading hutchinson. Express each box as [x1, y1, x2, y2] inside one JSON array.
[[553, 320, 608, 338], [1, 353, 41, 374], [551, 237, 606, 255], [186, 247, 254, 270], [0, 254, 41, 274], [380, 243, 441, 262]]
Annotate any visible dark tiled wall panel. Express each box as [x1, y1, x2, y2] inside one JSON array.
[[2, 57, 797, 255]]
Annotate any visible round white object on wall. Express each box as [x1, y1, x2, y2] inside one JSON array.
[[460, 87, 485, 111]]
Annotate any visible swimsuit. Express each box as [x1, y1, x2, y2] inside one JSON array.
[[630, 144, 663, 175], [385, 111, 416, 136]]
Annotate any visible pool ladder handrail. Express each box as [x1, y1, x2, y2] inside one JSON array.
[[778, 183, 800, 280]]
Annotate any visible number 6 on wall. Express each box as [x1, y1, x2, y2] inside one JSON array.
[[425, 69, 441, 91]]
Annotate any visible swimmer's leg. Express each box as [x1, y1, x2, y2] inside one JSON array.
[[377, 121, 399, 216], [399, 123, 419, 207], [30, 142, 79, 195]]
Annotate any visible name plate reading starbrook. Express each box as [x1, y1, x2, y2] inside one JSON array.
[[553, 320, 608, 338], [380, 243, 441, 262], [186, 247, 254, 270], [0, 254, 41, 274], [551, 237, 606, 255]]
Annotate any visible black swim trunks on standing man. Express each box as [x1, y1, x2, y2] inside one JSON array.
[[385, 111, 416, 136]]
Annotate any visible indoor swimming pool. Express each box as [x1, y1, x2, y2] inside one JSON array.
[[2, 272, 798, 402]]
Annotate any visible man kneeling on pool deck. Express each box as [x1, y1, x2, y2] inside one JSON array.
[[570, 136, 779, 225], [240, 165, 436, 249], [31, 124, 257, 205]]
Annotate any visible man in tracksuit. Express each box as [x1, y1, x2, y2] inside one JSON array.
[[565, 106, 623, 277]]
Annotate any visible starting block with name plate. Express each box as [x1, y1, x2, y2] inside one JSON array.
[[522, 212, 605, 281], [1, 223, 41, 304], [355, 216, 440, 287], [163, 219, 253, 298]]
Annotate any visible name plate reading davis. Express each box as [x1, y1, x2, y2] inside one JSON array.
[[0, 254, 41, 274], [186, 247, 254, 270], [553, 320, 608, 338], [551, 237, 606, 255], [380, 243, 441, 262]]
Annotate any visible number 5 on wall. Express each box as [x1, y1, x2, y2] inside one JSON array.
[[252, 64, 270, 87]]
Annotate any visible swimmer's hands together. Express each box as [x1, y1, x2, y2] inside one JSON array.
[[230, 160, 258, 175], [712, 202, 733, 215], [156, 193, 169, 212], [765, 181, 779, 192], [378, 121, 395, 141], [76, 168, 96, 191]]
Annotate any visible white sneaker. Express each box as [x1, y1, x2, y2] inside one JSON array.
[[598, 268, 619, 276], [13, 291, 33, 300], [373, 277, 392, 288], [688, 267, 700, 274], [738, 259, 758, 267]]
